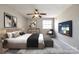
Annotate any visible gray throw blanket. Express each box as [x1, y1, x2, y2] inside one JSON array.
[[27, 33, 39, 48]]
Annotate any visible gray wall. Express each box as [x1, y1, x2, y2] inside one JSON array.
[[55, 4, 79, 50], [0, 5, 28, 32], [27, 18, 54, 35]]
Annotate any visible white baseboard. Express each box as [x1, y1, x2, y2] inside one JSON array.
[[58, 39, 79, 52]]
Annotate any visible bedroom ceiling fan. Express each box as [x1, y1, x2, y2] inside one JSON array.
[[27, 9, 47, 18]]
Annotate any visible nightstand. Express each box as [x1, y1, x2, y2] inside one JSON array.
[[0, 38, 8, 54], [0, 39, 3, 53], [0, 29, 8, 53]]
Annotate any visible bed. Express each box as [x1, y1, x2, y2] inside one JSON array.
[[4, 33, 45, 49]]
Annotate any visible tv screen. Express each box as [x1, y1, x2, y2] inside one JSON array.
[[58, 20, 72, 37]]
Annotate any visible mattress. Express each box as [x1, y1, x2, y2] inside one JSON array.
[[5, 34, 45, 49]]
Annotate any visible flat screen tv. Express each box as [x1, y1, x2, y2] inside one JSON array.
[[58, 20, 72, 37]]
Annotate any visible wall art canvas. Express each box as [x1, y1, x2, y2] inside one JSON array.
[[4, 12, 17, 28]]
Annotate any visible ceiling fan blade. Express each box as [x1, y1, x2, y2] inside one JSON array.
[[32, 15, 41, 18], [32, 16, 35, 18], [27, 13, 33, 15], [35, 9, 38, 11], [39, 15, 42, 18], [40, 13, 46, 15]]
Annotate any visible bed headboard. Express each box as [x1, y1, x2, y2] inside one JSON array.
[[5, 28, 20, 32], [0, 28, 20, 34], [0, 28, 21, 39]]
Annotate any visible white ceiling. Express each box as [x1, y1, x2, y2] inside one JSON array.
[[8, 4, 72, 18]]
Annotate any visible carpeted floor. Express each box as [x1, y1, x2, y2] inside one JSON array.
[[5, 39, 79, 54]]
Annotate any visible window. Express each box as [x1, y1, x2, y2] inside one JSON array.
[[42, 20, 53, 29]]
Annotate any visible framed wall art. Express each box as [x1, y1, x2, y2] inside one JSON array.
[[4, 12, 17, 28]]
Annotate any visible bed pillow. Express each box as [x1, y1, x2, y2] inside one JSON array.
[[11, 31, 20, 38], [7, 31, 20, 38], [19, 32, 25, 35], [7, 32, 13, 38]]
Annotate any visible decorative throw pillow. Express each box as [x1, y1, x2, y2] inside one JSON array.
[[12, 33, 15, 38], [19, 32, 25, 35], [12, 31, 19, 38]]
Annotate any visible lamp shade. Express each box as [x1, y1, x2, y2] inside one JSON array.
[[0, 29, 6, 37]]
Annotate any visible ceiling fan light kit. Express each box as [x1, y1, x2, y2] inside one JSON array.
[[27, 9, 46, 18], [34, 14, 39, 17]]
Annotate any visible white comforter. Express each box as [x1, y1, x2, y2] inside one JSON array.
[[6, 34, 45, 49]]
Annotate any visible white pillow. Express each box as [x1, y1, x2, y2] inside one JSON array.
[[13, 31, 20, 37], [7, 31, 21, 38], [7, 32, 13, 38]]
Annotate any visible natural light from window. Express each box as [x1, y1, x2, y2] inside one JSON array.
[[42, 20, 53, 29]]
